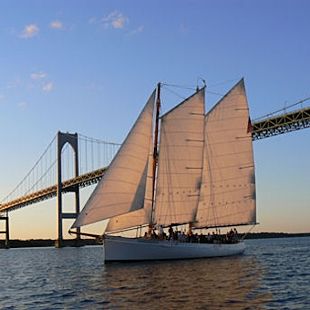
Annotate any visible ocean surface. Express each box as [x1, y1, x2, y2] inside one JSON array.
[[0, 237, 309, 309]]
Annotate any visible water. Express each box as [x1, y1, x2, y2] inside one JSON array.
[[0, 237, 309, 309]]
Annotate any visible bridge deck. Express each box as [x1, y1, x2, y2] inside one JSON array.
[[252, 106, 310, 140], [0, 168, 106, 212], [1, 106, 310, 213]]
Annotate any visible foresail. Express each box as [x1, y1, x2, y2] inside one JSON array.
[[154, 88, 205, 226], [105, 208, 150, 233], [72, 90, 156, 228], [194, 79, 256, 228], [105, 140, 154, 233]]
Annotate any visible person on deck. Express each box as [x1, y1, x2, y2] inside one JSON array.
[[158, 225, 164, 240], [168, 225, 174, 240]]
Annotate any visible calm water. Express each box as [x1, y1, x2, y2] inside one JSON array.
[[0, 237, 309, 309]]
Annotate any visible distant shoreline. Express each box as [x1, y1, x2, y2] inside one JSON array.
[[0, 238, 101, 249], [244, 232, 310, 239], [0, 232, 309, 249]]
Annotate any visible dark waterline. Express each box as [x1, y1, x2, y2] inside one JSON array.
[[0, 237, 309, 309]]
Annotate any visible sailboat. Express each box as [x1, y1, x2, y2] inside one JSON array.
[[71, 79, 256, 262]]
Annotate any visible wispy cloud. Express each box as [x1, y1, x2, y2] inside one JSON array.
[[18, 101, 27, 110], [7, 77, 22, 89], [29, 71, 54, 93], [88, 17, 97, 25], [42, 82, 54, 92], [20, 24, 39, 38], [101, 11, 128, 29], [128, 25, 144, 36], [49, 20, 63, 30], [90, 12, 144, 36], [30, 71, 47, 80], [180, 23, 189, 34]]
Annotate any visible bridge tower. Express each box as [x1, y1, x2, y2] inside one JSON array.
[[0, 211, 9, 249], [55, 131, 80, 248]]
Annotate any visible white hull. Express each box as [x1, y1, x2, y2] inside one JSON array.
[[104, 235, 245, 262]]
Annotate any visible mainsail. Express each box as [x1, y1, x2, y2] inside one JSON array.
[[154, 88, 205, 226], [194, 79, 256, 228], [72, 91, 156, 228]]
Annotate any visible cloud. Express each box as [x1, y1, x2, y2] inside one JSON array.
[[50, 20, 63, 30], [42, 82, 54, 92], [18, 101, 27, 109], [102, 11, 128, 29], [128, 25, 144, 36], [20, 24, 39, 38], [7, 77, 22, 89], [31, 72, 47, 80], [88, 17, 97, 24]]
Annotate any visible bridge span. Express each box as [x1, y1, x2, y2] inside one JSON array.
[[0, 168, 106, 212]]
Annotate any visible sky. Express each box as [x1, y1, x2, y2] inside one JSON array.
[[0, 0, 309, 239]]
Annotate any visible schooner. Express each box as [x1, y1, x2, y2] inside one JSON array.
[[71, 79, 256, 262]]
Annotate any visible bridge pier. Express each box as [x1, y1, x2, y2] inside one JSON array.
[[0, 211, 10, 249], [56, 131, 81, 248]]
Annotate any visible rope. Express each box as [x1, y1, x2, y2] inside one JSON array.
[[162, 85, 187, 100], [78, 133, 121, 146], [162, 82, 225, 102], [208, 78, 239, 87], [161, 82, 196, 91], [240, 224, 256, 241], [254, 97, 310, 121]]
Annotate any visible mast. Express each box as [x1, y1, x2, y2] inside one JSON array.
[[149, 83, 161, 228]]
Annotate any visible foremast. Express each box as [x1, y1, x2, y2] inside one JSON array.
[[149, 83, 161, 232]]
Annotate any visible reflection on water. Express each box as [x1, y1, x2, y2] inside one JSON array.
[[102, 255, 271, 309], [0, 238, 309, 309]]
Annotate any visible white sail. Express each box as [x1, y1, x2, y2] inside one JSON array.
[[154, 89, 205, 226], [72, 91, 156, 228], [105, 208, 150, 233], [194, 79, 256, 228], [105, 145, 154, 233]]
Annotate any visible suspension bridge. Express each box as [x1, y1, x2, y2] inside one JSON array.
[[0, 98, 310, 248]]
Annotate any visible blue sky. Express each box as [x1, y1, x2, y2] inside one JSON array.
[[0, 0, 309, 239]]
